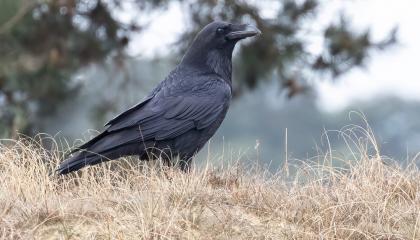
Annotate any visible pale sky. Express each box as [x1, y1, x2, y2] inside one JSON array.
[[124, 0, 420, 112], [316, 0, 420, 111]]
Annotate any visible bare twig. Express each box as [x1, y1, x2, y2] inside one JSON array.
[[0, 0, 37, 35]]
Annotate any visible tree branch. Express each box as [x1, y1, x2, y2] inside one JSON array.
[[0, 0, 37, 35]]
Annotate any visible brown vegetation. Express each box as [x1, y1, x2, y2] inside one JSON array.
[[0, 133, 419, 239]]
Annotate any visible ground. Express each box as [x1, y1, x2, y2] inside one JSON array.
[[0, 136, 419, 239]]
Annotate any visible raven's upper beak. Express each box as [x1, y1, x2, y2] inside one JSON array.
[[226, 24, 261, 40]]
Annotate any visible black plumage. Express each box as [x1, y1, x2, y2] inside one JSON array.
[[57, 21, 260, 174]]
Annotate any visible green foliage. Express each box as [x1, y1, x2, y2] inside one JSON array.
[[314, 16, 397, 76], [0, 0, 143, 137], [0, 0, 396, 138], [179, 0, 396, 97]]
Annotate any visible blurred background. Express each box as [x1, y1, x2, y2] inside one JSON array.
[[1, 0, 419, 168]]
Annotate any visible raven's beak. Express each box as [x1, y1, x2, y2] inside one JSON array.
[[226, 24, 261, 40]]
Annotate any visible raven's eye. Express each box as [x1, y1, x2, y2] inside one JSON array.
[[216, 27, 225, 34]]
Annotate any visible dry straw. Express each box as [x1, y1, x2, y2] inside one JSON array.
[[0, 122, 419, 239]]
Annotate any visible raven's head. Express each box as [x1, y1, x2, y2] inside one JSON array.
[[190, 21, 261, 49], [181, 21, 261, 81]]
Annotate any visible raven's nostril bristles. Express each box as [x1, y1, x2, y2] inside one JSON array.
[[225, 24, 261, 40]]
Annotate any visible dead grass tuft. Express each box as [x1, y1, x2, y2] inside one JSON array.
[[0, 132, 419, 239]]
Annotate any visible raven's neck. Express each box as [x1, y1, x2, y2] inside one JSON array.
[[181, 47, 233, 84], [206, 50, 232, 82]]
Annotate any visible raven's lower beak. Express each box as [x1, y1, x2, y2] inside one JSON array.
[[226, 24, 261, 40]]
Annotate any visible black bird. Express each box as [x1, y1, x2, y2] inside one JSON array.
[[57, 21, 261, 174]]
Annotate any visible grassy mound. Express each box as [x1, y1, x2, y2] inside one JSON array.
[[0, 135, 419, 239]]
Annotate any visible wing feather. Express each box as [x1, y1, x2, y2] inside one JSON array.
[[105, 76, 231, 142]]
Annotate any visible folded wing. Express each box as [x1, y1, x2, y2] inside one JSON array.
[[74, 77, 231, 154]]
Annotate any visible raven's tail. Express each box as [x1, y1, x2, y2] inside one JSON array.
[[57, 142, 146, 175], [56, 152, 102, 175]]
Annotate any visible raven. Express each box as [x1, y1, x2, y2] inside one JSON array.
[[57, 21, 260, 174]]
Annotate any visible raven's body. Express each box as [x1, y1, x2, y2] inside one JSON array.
[[58, 21, 260, 174]]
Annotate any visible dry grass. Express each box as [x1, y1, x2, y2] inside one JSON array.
[[0, 132, 420, 239]]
